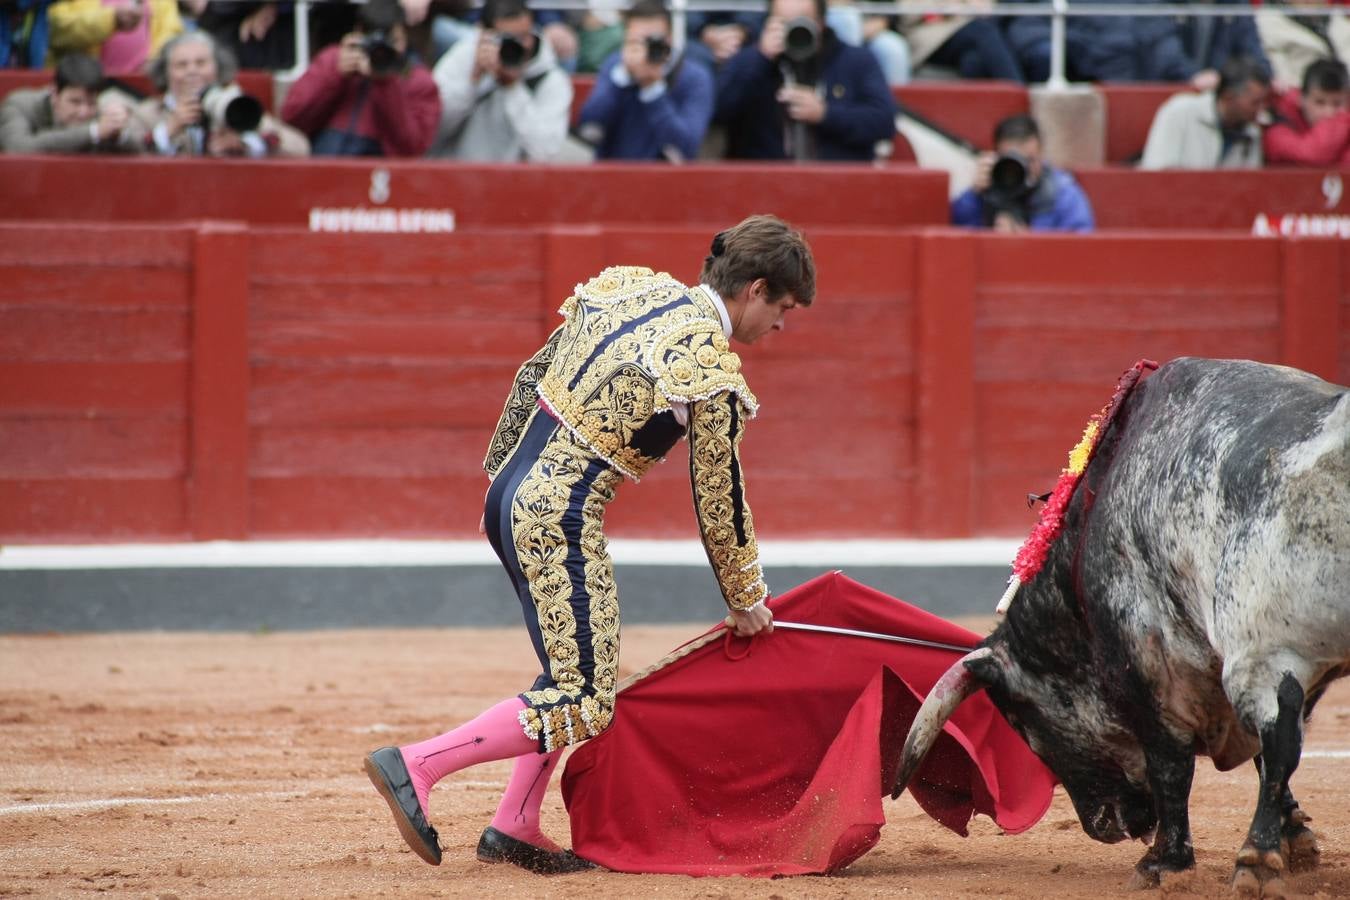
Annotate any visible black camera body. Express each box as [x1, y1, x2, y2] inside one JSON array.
[[498, 33, 528, 68], [361, 29, 403, 75], [644, 34, 671, 66], [981, 151, 1035, 226]]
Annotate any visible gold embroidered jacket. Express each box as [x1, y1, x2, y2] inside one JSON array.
[[483, 266, 768, 611]]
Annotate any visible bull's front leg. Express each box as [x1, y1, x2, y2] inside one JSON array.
[[1233, 673, 1306, 897], [1251, 757, 1320, 874], [1129, 743, 1196, 890]]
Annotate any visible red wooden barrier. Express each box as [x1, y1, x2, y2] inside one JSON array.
[[1, 224, 1344, 543], [0, 156, 950, 229], [1077, 169, 1350, 232]]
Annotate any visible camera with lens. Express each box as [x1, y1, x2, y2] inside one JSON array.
[[361, 29, 403, 75], [200, 84, 263, 134], [644, 34, 671, 66], [981, 151, 1035, 226], [498, 33, 528, 68], [782, 16, 820, 65]]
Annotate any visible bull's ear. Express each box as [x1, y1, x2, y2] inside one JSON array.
[[962, 644, 1004, 689]]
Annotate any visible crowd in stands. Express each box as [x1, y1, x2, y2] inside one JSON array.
[[5, 0, 1350, 228]]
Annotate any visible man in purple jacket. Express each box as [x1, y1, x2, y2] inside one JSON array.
[[951, 114, 1095, 233], [576, 0, 713, 161]]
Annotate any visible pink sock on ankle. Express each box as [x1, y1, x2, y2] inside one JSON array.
[[489, 750, 564, 851], [400, 697, 538, 814]]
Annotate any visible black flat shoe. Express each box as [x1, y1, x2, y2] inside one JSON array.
[[476, 826, 596, 875], [364, 747, 442, 866]]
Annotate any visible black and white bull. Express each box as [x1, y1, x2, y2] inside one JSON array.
[[893, 358, 1349, 896]]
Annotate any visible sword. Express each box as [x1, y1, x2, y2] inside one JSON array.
[[771, 621, 976, 655]]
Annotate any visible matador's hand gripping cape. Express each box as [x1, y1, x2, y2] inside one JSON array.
[[482, 266, 768, 611]]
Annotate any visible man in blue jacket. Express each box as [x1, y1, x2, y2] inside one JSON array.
[[713, 0, 894, 161], [951, 115, 1095, 233], [576, 0, 714, 161]]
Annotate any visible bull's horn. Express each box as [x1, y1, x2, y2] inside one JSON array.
[[889, 647, 993, 800]]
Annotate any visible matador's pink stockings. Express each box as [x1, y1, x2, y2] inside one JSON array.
[[488, 749, 566, 850], [399, 697, 538, 817]]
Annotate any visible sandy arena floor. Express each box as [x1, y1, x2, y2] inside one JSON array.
[[2, 625, 1348, 899]]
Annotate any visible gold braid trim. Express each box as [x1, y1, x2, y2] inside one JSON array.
[[483, 325, 565, 479], [689, 392, 767, 612]]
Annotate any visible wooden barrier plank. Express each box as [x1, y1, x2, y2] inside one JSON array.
[[0, 308, 187, 362], [0, 267, 191, 309], [914, 231, 975, 537], [0, 361, 187, 415], [0, 158, 950, 228], [0, 479, 186, 541], [251, 427, 491, 478], [251, 318, 541, 364], [250, 279, 545, 321], [250, 476, 480, 536], [249, 363, 511, 427], [0, 223, 192, 266], [189, 223, 251, 540], [0, 419, 185, 477], [1280, 239, 1341, 382], [248, 229, 545, 278]]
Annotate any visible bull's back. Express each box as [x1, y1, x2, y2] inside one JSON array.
[[1100, 358, 1350, 674]]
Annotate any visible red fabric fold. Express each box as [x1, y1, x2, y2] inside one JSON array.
[[560, 572, 1056, 876]]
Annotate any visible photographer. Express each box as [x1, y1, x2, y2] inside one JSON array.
[[135, 31, 307, 156], [429, 0, 572, 161], [950, 115, 1095, 233], [280, 0, 440, 157], [1, 53, 145, 153], [576, 0, 714, 161], [713, 0, 895, 161]]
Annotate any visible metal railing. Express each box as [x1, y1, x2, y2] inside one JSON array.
[[240, 0, 1346, 87]]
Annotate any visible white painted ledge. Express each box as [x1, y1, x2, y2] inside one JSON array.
[[0, 539, 1022, 570]]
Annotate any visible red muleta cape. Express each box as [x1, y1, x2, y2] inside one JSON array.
[[560, 572, 1055, 876]]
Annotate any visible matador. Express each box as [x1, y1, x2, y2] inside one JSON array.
[[364, 214, 817, 873]]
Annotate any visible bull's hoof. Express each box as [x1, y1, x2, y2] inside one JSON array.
[[1281, 824, 1319, 873], [1129, 851, 1192, 891], [1232, 844, 1287, 899]]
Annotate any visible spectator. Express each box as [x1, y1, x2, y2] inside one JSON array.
[[1, 52, 144, 152], [685, 9, 763, 72], [1265, 57, 1350, 166], [134, 31, 308, 157], [1006, 0, 1242, 86], [826, 1, 910, 87], [1140, 56, 1270, 169], [191, 1, 296, 70], [899, 2, 1024, 81], [2, 0, 54, 68], [281, 0, 440, 157], [951, 114, 1094, 233], [48, 0, 182, 76], [1257, 1, 1350, 90], [1179, 0, 1270, 91], [429, 0, 572, 161], [576, 0, 714, 161], [714, 0, 896, 161]]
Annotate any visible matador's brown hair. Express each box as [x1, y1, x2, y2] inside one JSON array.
[[699, 215, 816, 306]]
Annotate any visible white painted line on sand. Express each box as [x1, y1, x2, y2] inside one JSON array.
[[0, 791, 305, 816], [1303, 749, 1350, 759], [0, 539, 1022, 570]]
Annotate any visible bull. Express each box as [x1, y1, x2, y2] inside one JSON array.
[[893, 358, 1349, 896]]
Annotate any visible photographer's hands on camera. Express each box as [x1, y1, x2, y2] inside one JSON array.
[[973, 152, 1029, 234], [760, 17, 826, 125]]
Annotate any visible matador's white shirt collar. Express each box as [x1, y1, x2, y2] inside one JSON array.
[[698, 284, 733, 339]]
